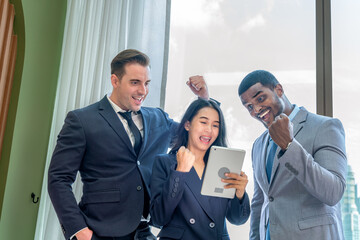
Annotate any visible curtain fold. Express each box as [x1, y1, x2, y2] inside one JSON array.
[[34, 0, 170, 239]]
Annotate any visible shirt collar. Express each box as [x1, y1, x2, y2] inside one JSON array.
[[288, 104, 300, 122], [107, 95, 141, 115], [107, 95, 127, 113]]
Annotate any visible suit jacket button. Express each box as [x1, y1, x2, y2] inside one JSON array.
[[174, 177, 180, 182], [269, 196, 274, 202], [137, 186, 142, 191], [209, 222, 215, 228], [189, 218, 195, 224], [137, 161, 140, 165], [171, 193, 176, 198], [173, 187, 178, 193]]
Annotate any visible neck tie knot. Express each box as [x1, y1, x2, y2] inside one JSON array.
[[119, 111, 132, 121]]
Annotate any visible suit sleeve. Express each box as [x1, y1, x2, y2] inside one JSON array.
[[48, 111, 88, 239], [226, 192, 250, 225], [279, 118, 347, 206], [150, 155, 188, 227], [249, 145, 264, 240], [157, 108, 179, 139]]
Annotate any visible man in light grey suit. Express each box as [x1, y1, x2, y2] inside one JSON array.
[[238, 70, 347, 240]]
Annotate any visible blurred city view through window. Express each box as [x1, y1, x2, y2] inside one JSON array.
[[164, 0, 359, 239], [332, 1, 360, 239]]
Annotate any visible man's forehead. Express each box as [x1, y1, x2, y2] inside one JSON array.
[[240, 83, 264, 102]]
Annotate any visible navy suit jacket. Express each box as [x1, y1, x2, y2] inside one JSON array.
[[48, 96, 178, 239], [150, 154, 250, 240]]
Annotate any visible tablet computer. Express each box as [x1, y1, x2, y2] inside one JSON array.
[[201, 146, 246, 199]]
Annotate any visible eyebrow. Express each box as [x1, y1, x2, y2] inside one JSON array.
[[129, 79, 151, 82], [252, 90, 263, 99], [199, 116, 220, 123]]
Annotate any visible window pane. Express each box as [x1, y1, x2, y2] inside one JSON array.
[[165, 0, 315, 237], [332, 1, 360, 239]]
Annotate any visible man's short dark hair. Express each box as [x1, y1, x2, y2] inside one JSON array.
[[238, 70, 279, 96], [111, 49, 150, 80]]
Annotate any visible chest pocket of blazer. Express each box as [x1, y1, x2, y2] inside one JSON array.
[[158, 226, 185, 239]]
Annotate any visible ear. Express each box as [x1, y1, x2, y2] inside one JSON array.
[[274, 84, 284, 97], [111, 74, 119, 88], [184, 121, 190, 131]]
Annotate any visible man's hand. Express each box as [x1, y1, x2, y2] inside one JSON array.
[[187, 75, 209, 100], [176, 146, 195, 172], [75, 227, 93, 240], [268, 113, 294, 150], [222, 171, 248, 200]]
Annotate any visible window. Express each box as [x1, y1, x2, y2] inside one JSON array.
[[332, 1, 360, 238]]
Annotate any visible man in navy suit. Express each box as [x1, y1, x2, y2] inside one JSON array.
[[48, 49, 209, 240]]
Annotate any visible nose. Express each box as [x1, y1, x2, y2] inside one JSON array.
[[253, 105, 262, 114], [202, 124, 211, 133], [138, 83, 147, 95]]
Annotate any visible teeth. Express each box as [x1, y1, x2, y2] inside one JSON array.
[[259, 109, 270, 118], [200, 136, 210, 142]]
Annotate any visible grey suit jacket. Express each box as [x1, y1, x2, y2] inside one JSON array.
[[250, 107, 347, 240]]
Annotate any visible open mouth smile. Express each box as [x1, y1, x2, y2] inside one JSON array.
[[200, 136, 211, 144], [133, 96, 143, 104], [258, 109, 270, 119]]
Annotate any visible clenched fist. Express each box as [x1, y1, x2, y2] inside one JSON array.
[[187, 75, 209, 100], [176, 146, 195, 172]]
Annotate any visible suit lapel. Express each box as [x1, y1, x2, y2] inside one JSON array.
[[260, 133, 271, 191], [98, 96, 135, 156], [137, 108, 149, 157], [269, 108, 307, 185], [185, 168, 216, 222], [292, 107, 307, 137]]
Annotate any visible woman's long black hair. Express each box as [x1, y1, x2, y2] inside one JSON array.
[[169, 98, 227, 161]]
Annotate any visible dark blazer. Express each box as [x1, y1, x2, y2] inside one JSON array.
[[250, 107, 347, 240], [48, 96, 178, 239], [150, 154, 250, 240]]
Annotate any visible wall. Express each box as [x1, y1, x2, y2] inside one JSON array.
[[0, 0, 67, 239]]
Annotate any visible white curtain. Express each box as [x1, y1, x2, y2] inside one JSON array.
[[34, 0, 170, 239]]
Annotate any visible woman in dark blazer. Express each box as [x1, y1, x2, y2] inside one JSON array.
[[150, 99, 250, 240]]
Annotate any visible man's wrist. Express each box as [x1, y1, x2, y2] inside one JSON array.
[[284, 140, 292, 150], [278, 139, 293, 158]]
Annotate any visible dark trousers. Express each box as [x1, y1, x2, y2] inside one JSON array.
[[91, 232, 134, 240], [89, 222, 156, 240]]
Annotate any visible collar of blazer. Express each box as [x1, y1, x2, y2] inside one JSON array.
[[291, 107, 308, 137]]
